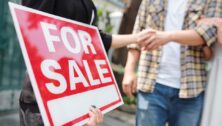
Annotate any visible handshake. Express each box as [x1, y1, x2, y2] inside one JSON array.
[[134, 29, 172, 51], [122, 27, 214, 97]]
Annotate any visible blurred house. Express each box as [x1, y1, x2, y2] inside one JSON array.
[[92, 0, 130, 34], [0, 0, 26, 112], [93, 0, 129, 12]]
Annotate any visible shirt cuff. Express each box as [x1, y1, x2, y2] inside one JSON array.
[[195, 24, 217, 47]]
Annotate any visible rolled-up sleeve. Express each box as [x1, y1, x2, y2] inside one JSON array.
[[195, 24, 217, 47], [195, 0, 222, 47]]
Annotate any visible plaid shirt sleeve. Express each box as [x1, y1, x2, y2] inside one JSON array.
[[127, 0, 148, 50], [195, 0, 222, 47]]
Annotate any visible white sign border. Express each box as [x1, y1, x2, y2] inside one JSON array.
[[9, 2, 123, 126]]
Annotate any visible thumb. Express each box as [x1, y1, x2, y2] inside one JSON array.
[[86, 108, 96, 126]]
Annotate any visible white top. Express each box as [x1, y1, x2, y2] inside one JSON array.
[[156, 0, 187, 88]]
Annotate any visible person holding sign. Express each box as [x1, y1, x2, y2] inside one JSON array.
[[19, 0, 152, 126]]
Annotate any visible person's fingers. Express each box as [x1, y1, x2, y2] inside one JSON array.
[[122, 77, 133, 97], [197, 18, 215, 26], [88, 109, 94, 119], [151, 40, 162, 50], [132, 78, 137, 93], [94, 108, 102, 123], [148, 40, 159, 50], [89, 108, 96, 119], [87, 109, 96, 126], [123, 84, 132, 97], [138, 30, 156, 46], [125, 85, 132, 97], [89, 107, 100, 124], [143, 37, 156, 50], [90, 107, 97, 116], [122, 84, 127, 95], [101, 111, 104, 122], [197, 16, 206, 25], [197, 17, 209, 25], [153, 44, 161, 50], [142, 35, 156, 50], [145, 32, 156, 43], [203, 46, 214, 60], [93, 109, 99, 123], [137, 32, 152, 46], [122, 81, 128, 94], [197, 20, 207, 25], [96, 109, 103, 123]]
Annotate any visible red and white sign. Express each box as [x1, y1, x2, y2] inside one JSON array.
[[9, 2, 123, 126]]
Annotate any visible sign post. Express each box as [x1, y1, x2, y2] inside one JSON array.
[[9, 3, 123, 126]]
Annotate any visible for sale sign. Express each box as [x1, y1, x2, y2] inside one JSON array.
[[9, 2, 123, 126]]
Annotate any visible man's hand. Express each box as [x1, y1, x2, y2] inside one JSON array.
[[135, 29, 154, 46], [140, 30, 171, 51], [84, 107, 103, 126], [122, 71, 137, 98]]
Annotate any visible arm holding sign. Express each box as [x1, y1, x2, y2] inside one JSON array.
[[19, 0, 152, 125]]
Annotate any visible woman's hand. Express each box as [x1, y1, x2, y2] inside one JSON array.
[[197, 17, 218, 26], [139, 30, 171, 51], [214, 18, 222, 44], [197, 16, 222, 27], [84, 106, 103, 126], [197, 17, 222, 44]]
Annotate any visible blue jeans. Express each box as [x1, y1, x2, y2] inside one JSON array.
[[136, 83, 204, 126]]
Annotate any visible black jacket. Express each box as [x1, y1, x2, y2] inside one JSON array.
[[22, 0, 112, 51], [20, 0, 112, 104]]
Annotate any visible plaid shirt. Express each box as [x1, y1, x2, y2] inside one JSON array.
[[128, 0, 222, 98]]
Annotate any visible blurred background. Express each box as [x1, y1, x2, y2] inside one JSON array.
[[0, 0, 142, 126]]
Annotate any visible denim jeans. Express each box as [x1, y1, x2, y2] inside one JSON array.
[[136, 83, 204, 126]]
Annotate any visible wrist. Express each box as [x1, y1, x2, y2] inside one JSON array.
[[125, 60, 136, 73], [133, 34, 138, 44], [124, 34, 137, 45], [166, 31, 173, 42], [124, 64, 135, 73], [134, 32, 141, 44]]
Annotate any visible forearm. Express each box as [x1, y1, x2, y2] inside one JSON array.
[[169, 30, 205, 46], [125, 49, 140, 73], [111, 34, 137, 48]]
